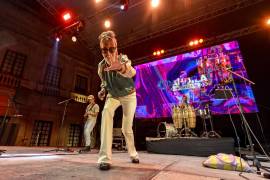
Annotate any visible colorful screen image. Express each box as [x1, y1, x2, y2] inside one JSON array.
[[134, 41, 258, 118]]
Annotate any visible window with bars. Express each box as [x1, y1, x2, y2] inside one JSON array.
[[0, 49, 26, 77], [44, 64, 61, 87], [30, 120, 52, 146], [67, 124, 82, 147], [75, 75, 88, 94]]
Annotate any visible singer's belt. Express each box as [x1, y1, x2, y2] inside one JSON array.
[[107, 89, 136, 98]]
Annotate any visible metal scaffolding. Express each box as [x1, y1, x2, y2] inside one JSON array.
[[118, 0, 264, 50], [133, 24, 266, 65]]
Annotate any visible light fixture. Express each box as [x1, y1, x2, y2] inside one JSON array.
[[62, 12, 72, 22], [54, 33, 62, 42], [120, 0, 129, 11], [151, 0, 160, 8], [104, 20, 111, 28], [189, 38, 204, 46], [153, 49, 165, 56], [71, 35, 77, 42], [267, 18, 270, 25]]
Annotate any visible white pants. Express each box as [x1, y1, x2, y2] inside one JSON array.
[[98, 92, 138, 164], [84, 119, 96, 146]]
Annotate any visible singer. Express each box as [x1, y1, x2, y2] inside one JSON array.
[[97, 30, 139, 170]]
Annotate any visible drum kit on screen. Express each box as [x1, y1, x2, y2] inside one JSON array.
[[157, 101, 220, 138]]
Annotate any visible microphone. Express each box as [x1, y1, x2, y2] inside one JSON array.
[[58, 98, 73, 105]]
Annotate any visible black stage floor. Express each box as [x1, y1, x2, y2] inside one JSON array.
[[146, 137, 235, 156]]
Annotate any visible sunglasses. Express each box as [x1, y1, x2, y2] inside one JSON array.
[[101, 47, 117, 53]]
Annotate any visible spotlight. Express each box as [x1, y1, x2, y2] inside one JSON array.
[[120, 0, 129, 11], [189, 38, 204, 46], [267, 18, 270, 25], [55, 33, 62, 42], [104, 20, 111, 29], [153, 49, 165, 56], [95, 0, 102, 3], [56, 37, 60, 42], [62, 12, 72, 22], [151, 0, 160, 8], [71, 35, 77, 42], [120, 5, 125, 10]]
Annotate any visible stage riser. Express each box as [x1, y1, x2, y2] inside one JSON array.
[[146, 137, 235, 156]]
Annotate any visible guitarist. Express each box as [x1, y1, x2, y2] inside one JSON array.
[[79, 95, 99, 153]]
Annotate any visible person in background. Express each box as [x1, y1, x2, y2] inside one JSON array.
[[79, 95, 99, 153]]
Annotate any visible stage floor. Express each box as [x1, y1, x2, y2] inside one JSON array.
[[0, 146, 268, 180]]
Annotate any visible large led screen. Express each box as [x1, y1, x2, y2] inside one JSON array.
[[135, 41, 258, 118]]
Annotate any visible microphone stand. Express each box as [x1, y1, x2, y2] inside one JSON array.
[[0, 94, 20, 155], [58, 98, 73, 105], [0, 97, 12, 155], [44, 98, 73, 153], [221, 66, 261, 172]]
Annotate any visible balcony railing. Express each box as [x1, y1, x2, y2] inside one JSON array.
[[70, 92, 87, 103], [0, 73, 20, 88]]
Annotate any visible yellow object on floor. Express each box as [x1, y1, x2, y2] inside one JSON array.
[[203, 153, 254, 172]]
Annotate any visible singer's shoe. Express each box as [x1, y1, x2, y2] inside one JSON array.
[[131, 158, 140, 164], [78, 146, 91, 153], [99, 163, 111, 170]]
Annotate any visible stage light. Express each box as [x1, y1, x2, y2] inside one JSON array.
[[71, 35, 77, 42], [267, 18, 270, 25], [189, 38, 204, 46], [62, 12, 71, 22], [104, 20, 111, 28], [55, 34, 62, 42], [95, 0, 102, 3], [119, 0, 129, 11], [153, 49, 165, 56], [151, 0, 160, 8], [55, 33, 62, 42]]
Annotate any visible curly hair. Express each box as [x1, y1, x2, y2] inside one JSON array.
[[98, 31, 116, 42]]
